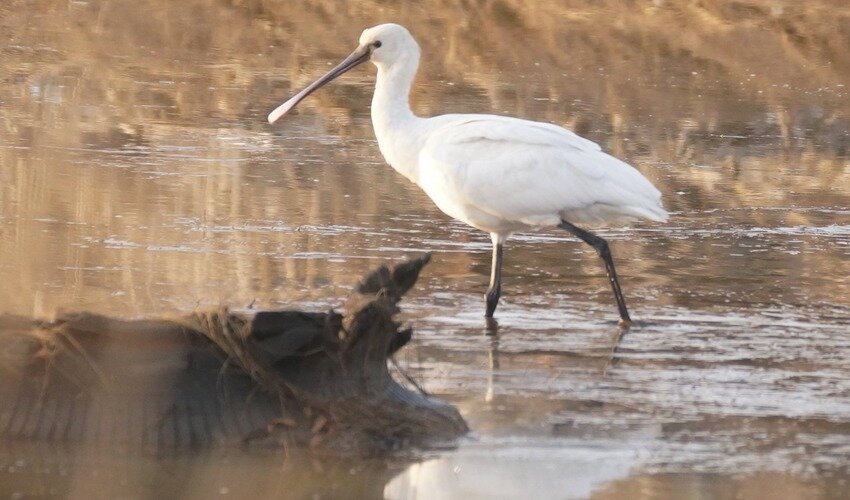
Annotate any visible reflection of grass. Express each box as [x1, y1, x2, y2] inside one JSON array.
[[3, 0, 849, 123], [1, 0, 848, 317], [4, 0, 848, 156]]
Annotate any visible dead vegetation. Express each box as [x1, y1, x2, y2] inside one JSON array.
[[0, 254, 467, 456]]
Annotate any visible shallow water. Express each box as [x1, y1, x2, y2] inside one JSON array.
[[2, 0, 849, 498]]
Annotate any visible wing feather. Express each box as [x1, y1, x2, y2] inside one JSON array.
[[418, 115, 667, 228]]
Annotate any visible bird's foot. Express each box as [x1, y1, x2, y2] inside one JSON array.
[[617, 317, 632, 330]]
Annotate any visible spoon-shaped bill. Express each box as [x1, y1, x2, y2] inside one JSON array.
[[267, 45, 371, 124]]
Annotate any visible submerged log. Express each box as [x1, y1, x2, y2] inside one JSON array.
[[0, 254, 467, 455]]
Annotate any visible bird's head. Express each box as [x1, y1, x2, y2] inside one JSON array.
[[359, 23, 420, 68], [267, 23, 419, 124]]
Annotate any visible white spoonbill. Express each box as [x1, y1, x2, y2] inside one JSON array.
[[268, 23, 668, 327]]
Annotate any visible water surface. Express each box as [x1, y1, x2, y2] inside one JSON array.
[[1, 0, 849, 498]]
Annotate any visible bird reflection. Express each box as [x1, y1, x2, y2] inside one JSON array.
[[602, 323, 630, 376], [484, 318, 500, 403]]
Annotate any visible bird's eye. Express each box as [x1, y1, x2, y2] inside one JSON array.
[[372, 41, 382, 48]]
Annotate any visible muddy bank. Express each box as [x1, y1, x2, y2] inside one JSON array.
[[0, 254, 467, 455]]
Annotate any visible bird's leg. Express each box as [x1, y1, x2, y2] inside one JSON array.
[[485, 240, 504, 318], [558, 220, 632, 327]]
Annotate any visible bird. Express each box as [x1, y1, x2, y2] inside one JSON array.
[[268, 23, 668, 328]]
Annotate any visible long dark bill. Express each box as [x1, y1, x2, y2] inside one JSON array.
[[267, 45, 371, 124]]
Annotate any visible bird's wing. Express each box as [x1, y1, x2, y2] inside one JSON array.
[[418, 115, 667, 226]]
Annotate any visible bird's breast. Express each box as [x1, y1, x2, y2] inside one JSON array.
[[416, 164, 526, 235], [374, 127, 423, 184]]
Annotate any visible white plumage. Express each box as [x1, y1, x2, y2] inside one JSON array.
[[268, 23, 668, 326], [417, 115, 667, 231]]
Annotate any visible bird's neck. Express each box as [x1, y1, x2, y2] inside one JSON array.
[[371, 59, 424, 183]]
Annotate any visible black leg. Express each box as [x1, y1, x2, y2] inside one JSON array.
[[485, 241, 504, 318], [558, 220, 631, 326]]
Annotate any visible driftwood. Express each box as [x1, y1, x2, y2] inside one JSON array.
[[0, 254, 467, 455]]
